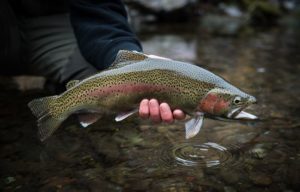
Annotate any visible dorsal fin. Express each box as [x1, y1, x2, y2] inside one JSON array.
[[111, 50, 148, 67], [66, 80, 80, 90]]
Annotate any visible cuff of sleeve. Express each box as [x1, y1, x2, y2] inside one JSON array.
[[95, 41, 143, 70]]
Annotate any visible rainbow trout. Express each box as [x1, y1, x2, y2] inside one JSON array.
[[28, 50, 257, 141]]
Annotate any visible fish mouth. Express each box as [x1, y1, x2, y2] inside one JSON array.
[[227, 107, 258, 120]]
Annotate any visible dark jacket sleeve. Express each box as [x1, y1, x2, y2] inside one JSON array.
[[70, 0, 142, 70]]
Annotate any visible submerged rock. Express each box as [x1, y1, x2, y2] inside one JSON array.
[[126, 0, 197, 22], [200, 14, 246, 36], [105, 166, 132, 185], [220, 170, 240, 184], [150, 178, 190, 192], [251, 146, 266, 159], [250, 143, 273, 159], [244, 0, 282, 25], [142, 35, 196, 61], [4, 176, 16, 184], [224, 186, 237, 192], [89, 133, 121, 162], [129, 0, 195, 12], [249, 172, 272, 186], [219, 3, 243, 17]]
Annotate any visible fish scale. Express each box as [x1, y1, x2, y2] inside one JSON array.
[[28, 50, 257, 141], [59, 69, 207, 110]]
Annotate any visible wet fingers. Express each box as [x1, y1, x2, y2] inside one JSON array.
[[149, 99, 161, 123], [173, 109, 186, 120], [160, 103, 174, 123], [139, 99, 149, 119]]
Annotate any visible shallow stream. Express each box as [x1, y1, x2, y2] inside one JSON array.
[[1, 24, 299, 191]]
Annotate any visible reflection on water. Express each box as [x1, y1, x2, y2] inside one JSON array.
[[1, 25, 300, 191]]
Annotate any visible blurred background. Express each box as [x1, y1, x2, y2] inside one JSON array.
[[1, 0, 300, 192], [4, 0, 300, 90]]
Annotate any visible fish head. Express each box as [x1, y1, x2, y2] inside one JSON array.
[[198, 88, 257, 120]]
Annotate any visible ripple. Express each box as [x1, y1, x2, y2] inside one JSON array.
[[158, 142, 244, 168]]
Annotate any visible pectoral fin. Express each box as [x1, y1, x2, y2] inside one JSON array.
[[115, 109, 138, 122], [185, 112, 204, 139], [78, 113, 102, 128]]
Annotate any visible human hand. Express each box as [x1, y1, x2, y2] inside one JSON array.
[[139, 99, 186, 123]]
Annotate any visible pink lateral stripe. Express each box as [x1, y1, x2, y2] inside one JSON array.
[[88, 83, 179, 98]]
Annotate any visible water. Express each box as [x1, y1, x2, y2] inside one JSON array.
[[1, 24, 300, 191], [158, 142, 243, 168]]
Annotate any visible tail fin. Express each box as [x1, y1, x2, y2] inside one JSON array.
[[28, 96, 65, 141]]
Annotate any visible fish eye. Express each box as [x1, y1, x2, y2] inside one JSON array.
[[233, 96, 241, 104]]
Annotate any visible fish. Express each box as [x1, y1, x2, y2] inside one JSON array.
[[28, 50, 258, 141]]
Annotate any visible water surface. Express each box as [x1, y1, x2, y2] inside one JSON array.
[[1, 25, 299, 191]]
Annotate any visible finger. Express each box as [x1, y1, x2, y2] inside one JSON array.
[[173, 109, 186, 120], [149, 99, 161, 123], [159, 103, 174, 123], [139, 99, 149, 119]]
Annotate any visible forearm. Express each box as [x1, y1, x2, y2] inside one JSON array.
[[70, 0, 142, 70]]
